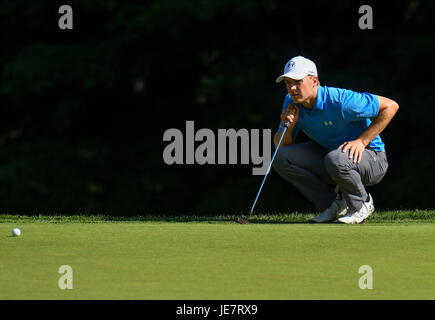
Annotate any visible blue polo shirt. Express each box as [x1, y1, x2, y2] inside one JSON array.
[[277, 85, 385, 151]]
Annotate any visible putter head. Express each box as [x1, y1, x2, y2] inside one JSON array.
[[237, 217, 250, 224], [237, 210, 253, 224]]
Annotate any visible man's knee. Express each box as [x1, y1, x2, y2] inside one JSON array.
[[324, 149, 351, 175], [272, 148, 287, 173], [272, 146, 299, 175]]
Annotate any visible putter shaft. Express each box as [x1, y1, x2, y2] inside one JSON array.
[[249, 121, 289, 214]]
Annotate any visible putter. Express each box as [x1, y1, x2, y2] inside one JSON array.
[[237, 120, 290, 224]]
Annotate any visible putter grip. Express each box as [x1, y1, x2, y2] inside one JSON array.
[[284, 120, 290, 128]]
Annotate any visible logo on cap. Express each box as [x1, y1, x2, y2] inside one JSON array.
[[287, 61, 296, 70]]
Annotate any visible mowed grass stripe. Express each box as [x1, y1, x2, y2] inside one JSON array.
[[1, 220, 435, 299]]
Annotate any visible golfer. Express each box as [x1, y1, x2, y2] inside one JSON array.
[[272, 56, 398, 224]]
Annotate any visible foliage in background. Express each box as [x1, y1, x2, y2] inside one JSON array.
[[0, 0, 434, 215]]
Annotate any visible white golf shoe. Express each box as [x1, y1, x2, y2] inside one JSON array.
[[310, 197, 348, 223], [338, 194, 375, 224]]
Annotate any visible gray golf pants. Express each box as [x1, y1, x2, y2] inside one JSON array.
[[272, 142, 388, 212]]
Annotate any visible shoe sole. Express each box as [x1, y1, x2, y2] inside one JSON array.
[[337, 218, 355, 224], [338, 208, 374, 224]]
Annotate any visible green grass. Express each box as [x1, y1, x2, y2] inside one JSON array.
[[1, 209, 435, 224], [1, 211, 435, 299]]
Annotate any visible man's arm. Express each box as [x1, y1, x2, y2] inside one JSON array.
[[358, 96, 399, 146], [273, 127, 294, 148], [274, 104, 300, 148], [338, 95, 399, 163]]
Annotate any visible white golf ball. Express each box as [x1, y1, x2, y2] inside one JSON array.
[[12, 228, 21, 237]]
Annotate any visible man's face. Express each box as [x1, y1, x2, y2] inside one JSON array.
[[284, 76, 317, 104]]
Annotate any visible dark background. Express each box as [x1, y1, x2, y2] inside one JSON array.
[[0, 0, 433, 216]]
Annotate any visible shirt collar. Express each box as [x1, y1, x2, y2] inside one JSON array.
[[313, 85, 324, 111]]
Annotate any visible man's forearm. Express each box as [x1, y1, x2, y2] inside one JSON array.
[[359, 102, 399, 146], [274, 127, 294, 148]]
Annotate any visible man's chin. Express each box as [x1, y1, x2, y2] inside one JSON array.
[[292, 96, 302, 103]]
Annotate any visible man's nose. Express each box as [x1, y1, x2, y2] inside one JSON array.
[[286, 84, 296, 92]]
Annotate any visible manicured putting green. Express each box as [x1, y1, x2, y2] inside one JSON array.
[[1, 217, 435, 299]]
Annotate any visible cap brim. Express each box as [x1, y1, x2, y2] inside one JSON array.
[[275, 72, 307, 83]]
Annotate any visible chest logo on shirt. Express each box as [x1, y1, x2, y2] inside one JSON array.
[[324, 121, 333, 126]]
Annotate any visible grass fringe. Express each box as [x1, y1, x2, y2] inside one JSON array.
[[1, 210, 435, 224]]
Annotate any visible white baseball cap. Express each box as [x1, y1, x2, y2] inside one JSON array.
[[275, 56, 318, 83]]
